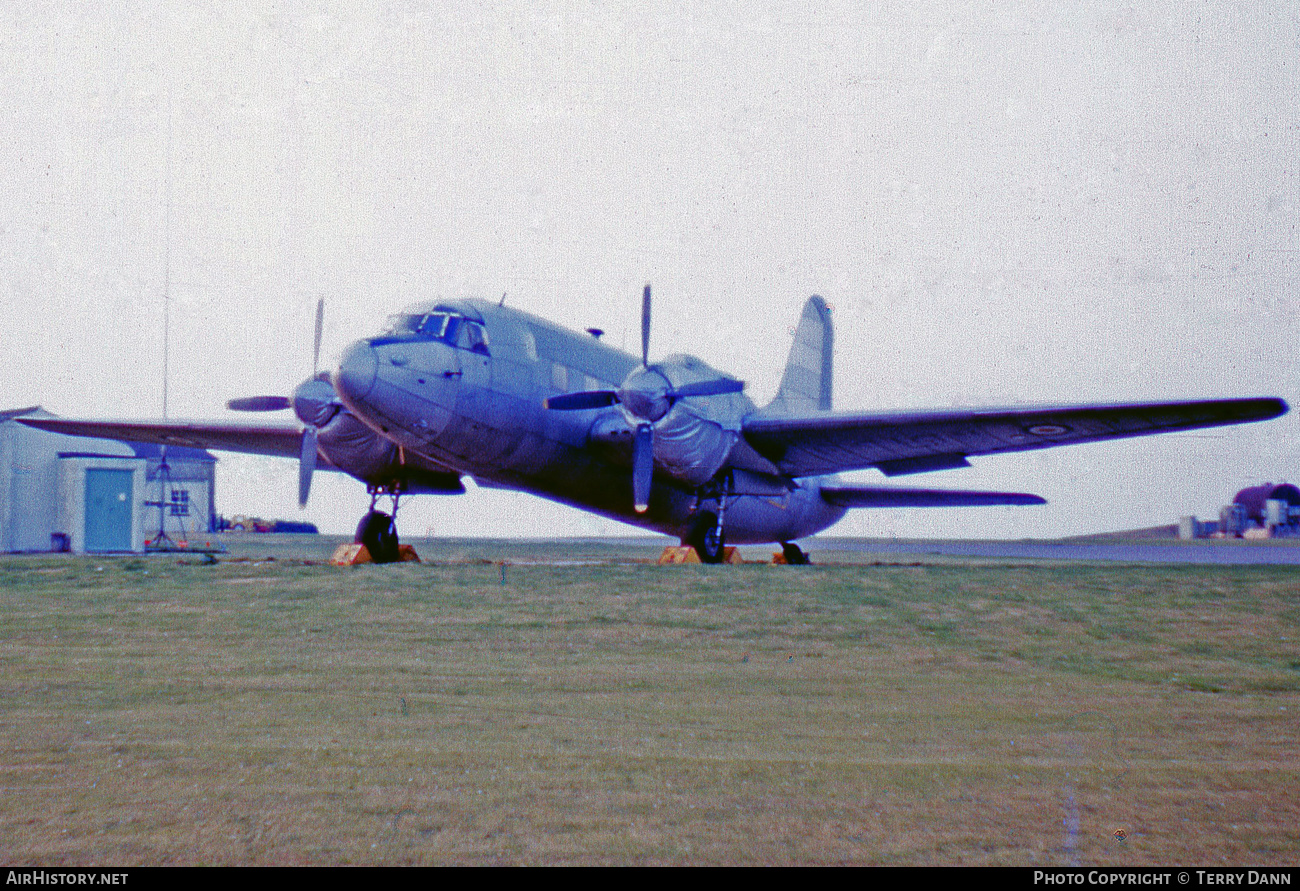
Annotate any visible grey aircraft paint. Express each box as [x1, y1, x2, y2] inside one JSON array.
[[332, 298, 845, 545], [17, 293, 1289, 562]]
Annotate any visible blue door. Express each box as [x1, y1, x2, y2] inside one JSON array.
[[85, 469, 133, 552]]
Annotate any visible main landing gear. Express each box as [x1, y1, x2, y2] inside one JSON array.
[[684, 512, 726, 564], [683, 474, 812, 566], [355, 485, 403, 563], [682, 518, 811, 566], [685, 473, 736, 564]]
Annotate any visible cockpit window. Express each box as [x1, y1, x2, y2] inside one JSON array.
[[381, 312, 488, 354], [458, 320, 489, 354], [383, 313, 425, 336], [422, 312, 450, 338]]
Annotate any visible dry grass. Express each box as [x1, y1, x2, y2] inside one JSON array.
[[1, 537, 1297, 865]]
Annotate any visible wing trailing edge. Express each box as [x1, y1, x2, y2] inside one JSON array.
[[743, 397, 1288, 479]]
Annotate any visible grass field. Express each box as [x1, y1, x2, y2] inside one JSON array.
[[1, 535, 1297, 865]]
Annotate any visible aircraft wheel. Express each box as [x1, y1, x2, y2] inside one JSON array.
[[355, 510, 400, 563], [687, 513, 726, 564], [781, 542, 810, 565]]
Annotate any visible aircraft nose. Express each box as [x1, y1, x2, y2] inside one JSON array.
[[335, 340, 378, 404]]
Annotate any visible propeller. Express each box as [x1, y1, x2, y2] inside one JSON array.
[[632, 422, 653, 513], [544, 390, 620, 411], [641, 281, 651, 367], [543, 373, 743, 413], [227, 298, 334, 506], [545, 285, 743, 512], [226, 395, 291, 412], [299, 424, 318, 508], [312, 295, 324, 375]]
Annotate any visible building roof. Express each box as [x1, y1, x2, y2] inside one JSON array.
[[1233, 483, 1300, 522]]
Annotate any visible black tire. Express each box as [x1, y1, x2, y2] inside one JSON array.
[[781, 542, 810, 565], [686, 513, 726, 564], [355, 510, 400, 563]]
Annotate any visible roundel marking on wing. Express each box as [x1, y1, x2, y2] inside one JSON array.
[[1026, 424, 1071, 437]]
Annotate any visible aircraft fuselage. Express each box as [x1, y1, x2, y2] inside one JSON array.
[[330, 299, 845, 544]]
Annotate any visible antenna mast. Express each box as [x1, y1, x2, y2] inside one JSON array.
[[162, 91, 173, 421], [150, 91, 177, 550]]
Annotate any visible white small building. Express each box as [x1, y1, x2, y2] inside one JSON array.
[[1, 409, 148, 553], [128, 442, 218, 544]]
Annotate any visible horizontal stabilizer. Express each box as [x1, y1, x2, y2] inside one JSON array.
[[821, 485, 1046, 508]]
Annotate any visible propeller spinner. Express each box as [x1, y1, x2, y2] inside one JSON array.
[[545, 285, 743, 512]]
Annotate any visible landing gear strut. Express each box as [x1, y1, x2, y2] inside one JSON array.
[[355, 485, 403, 563], [685, 473, 733, 564]]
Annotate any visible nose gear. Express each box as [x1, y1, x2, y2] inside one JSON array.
[[355, 484, 405, 563]]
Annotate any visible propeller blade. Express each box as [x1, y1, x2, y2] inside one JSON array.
[[668, 378, 745, 400], [298, 425, 318, 508], [545, 390, 620, 411], [312, 298, 324, 375], [641, 283, 651, 367], [632, 422, 653, 513], [228, 396, 291, 412]]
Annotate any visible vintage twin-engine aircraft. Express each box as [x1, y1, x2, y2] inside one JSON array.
[[21, 288, 1288, 562]]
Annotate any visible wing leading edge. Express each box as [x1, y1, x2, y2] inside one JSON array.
[[743, 397, 1288, 479], [15, 417, 327, 465]]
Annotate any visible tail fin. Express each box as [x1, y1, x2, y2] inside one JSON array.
[[765, 295, 833, 415]]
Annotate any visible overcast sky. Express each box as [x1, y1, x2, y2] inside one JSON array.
[[2, 2, 1297, 539]]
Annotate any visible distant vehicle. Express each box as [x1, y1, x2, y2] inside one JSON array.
[[218, 516, 319, 534], [22, 288, 1287, 563]]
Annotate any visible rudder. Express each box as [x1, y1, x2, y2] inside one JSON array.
[[765, 295, 832, 415]]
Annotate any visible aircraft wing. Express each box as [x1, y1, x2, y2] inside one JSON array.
[[15, 416, 326, 464], [743, 397, 1288, 479]]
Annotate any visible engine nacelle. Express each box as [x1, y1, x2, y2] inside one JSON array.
[[647, 399, 738, 487], [620, 354, 751, 488]]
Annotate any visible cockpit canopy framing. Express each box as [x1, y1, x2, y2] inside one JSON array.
[[381, 305, 489, 355]]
